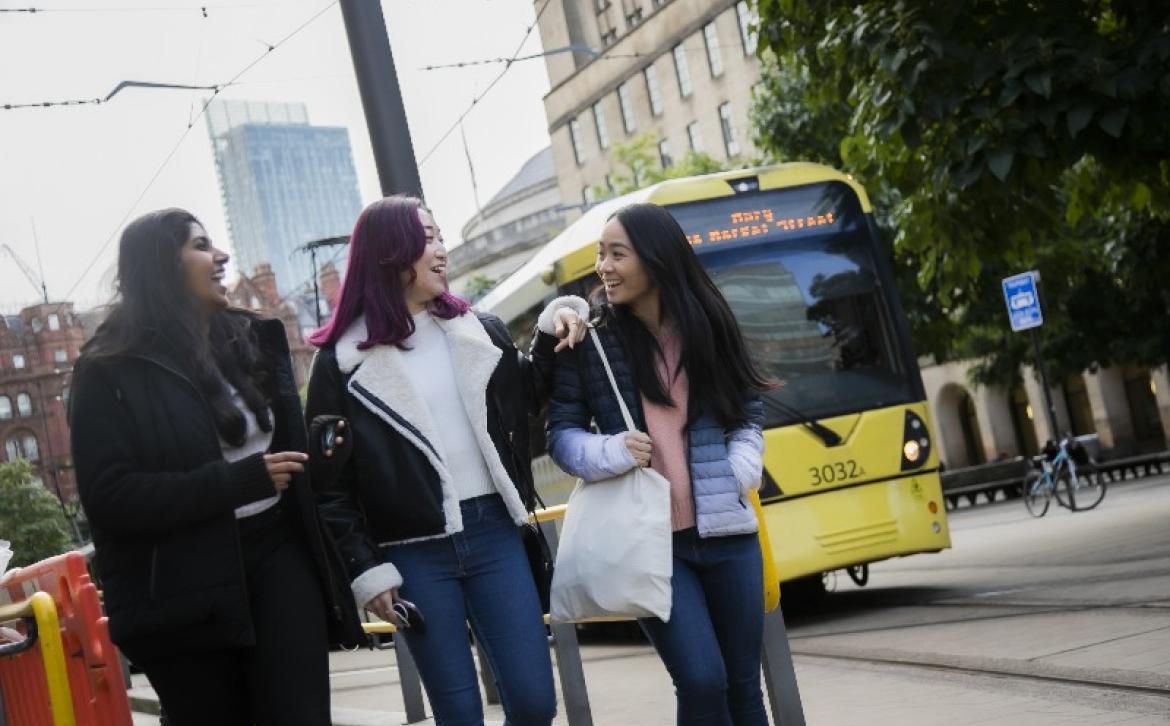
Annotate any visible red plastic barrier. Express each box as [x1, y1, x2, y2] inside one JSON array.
[[1, 551, 132, 726]]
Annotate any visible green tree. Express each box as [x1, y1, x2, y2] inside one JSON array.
[[752, 0, 1170, 381], [591, 132, 732, 199], [463, 273, 498, 303], [0, 460, 73, 568]]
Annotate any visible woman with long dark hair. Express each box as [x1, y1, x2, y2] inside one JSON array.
[[305, 195, 585, 725], [69, 209, 364, 725], [547, 202, 773, 726]]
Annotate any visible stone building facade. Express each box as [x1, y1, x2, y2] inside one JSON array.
[[538, 0, 761, 215], [451, 147, 567, 300], [922, 360, 1170, 468], [226, 261, 341, 388], [0, 303, 86, 501]]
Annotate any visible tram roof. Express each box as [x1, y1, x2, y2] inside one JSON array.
[[476, 162, 868, 322]]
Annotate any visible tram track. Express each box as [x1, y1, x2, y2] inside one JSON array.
[[792, 645, 1170, 699]]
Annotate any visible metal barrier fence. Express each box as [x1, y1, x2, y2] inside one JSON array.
[[364, 503, 806, 726]]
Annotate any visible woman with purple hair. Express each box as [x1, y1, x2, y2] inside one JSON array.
[[305, 195, 586, 725]]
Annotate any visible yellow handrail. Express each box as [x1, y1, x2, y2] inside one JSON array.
[[0, 591, 76, 726]]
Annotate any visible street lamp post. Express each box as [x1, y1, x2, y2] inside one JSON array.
[[32, 371, 81, 542], [297, 236, 348, 326]]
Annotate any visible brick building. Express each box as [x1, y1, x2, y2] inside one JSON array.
[[227, 260, 342, 389], [0, 303, 86, 501]]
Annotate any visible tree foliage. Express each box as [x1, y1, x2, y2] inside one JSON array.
[[752, 0, 1170, 381], [592, 132, 731, 199], [463, 273, 497, 303], [0, 460, 73, 568]]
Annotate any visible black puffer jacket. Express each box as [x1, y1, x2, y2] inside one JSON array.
[[69, 317, 364, 662], [304, 311, 556, 596]]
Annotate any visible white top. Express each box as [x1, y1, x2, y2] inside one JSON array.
[[400, 311, 494, 501], [219, 386, 280, 519]]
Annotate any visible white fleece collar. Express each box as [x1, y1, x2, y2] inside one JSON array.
[[335, 313, 530, 534]]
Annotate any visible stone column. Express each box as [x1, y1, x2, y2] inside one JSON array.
[[1083, 366, 1134, 453], [1021, 365, 1070, 444], [975, 385, 1020, 459], [1151, 366, 1170, 449]]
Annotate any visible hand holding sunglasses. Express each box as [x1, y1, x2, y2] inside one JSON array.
[[368, 589, 426, 635]]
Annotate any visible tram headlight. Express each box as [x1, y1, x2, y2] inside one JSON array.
[[900, 409, 931, 471]]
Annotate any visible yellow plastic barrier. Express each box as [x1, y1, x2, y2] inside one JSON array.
[[0, 591, 76, 726]]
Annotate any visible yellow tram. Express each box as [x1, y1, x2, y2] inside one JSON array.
[[479, 163, 951, 591]]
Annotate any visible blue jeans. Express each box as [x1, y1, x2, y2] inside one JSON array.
[[387, 494, 557, 726], [639, 528, 767, 726]]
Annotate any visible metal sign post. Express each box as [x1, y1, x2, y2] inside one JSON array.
[[1002, 271, 1060, 440]]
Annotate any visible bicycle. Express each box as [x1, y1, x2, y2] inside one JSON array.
[[1023, 437, 1107, 517]]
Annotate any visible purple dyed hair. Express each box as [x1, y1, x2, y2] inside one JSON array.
[[309, 195, 469, 350]]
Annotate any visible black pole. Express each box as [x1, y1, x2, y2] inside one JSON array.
[[339, 0, 424, 199], [310, 246, 321, 327], [1030, 328, 1060, 442]]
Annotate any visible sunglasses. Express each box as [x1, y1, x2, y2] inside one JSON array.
[[392, 597, 426, 635]]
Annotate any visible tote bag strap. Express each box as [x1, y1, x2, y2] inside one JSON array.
[[589, 327, 637, 433]]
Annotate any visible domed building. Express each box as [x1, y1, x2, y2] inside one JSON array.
[[450, 147, 569, 301]]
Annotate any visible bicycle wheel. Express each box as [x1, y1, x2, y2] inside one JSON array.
[[1055, 470, 1107, 511], [1024, 477, 1051, 517]]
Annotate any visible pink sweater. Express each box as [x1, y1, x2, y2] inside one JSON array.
[[641, 328, 695, 531]]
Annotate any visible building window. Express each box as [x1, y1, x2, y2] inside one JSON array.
[[569, 118, 586, 164], [47, 314, 60, 331], [672, 44, 692, 98], [600, 27, 618, 46], [583, 186, 597, 204], [719, 102, 740, 156], [61, 385, 70, 409], [0, 396, 11, 420], [12, 354, 25, 370], [658, 138, 673, 168], [592, 102, 610, 150], [54, 349, 68, 363], [626, 7, 643, 28], [617, 82, 637, 133], [595, 0, 610, 10], [604, 174, 615, 194], [22, 434, 39, 462], [687, 121, 704, 152], [736, 1, 759, 56], [644, 65, 663, 116], [16, 392, 32, 417], [703, 23, 723, 78], [3, 432, 37, 462]]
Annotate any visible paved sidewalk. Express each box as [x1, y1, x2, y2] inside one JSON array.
[[127, 609, 1170, 726], [127, 480, 1170, 725]]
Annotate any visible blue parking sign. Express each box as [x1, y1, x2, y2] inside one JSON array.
[[1002, 271, 1043, 331]]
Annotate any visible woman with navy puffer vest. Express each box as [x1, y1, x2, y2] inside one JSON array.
[[546, 202, 774, 726]]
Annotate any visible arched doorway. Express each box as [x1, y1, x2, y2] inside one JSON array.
[[936, 383, 986, 468], [1062, 374, 1096, 436], [1009, 384, 1040, 456], [1123, 367, 1166, 452]]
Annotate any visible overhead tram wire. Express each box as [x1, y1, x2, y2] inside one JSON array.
[[62, 0, 339, 300], [2, 4, 282, 14], [415, 0, 554, 168]]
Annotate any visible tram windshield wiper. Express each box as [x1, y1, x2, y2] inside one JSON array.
[[769, 399, 842, 447]]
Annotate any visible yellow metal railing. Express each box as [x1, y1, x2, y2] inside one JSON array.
[[0, 591, 76, 726]]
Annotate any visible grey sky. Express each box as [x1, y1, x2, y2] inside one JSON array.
[[0, 0, 553, 313]]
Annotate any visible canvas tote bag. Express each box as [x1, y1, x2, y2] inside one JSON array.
[[549, 328, 674, 623]]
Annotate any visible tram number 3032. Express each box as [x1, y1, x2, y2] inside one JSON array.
[[809, 460, 863, 486]]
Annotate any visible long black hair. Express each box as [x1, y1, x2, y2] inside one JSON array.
[[594, 202, 774, 430], [82, 208, 271, 446]]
